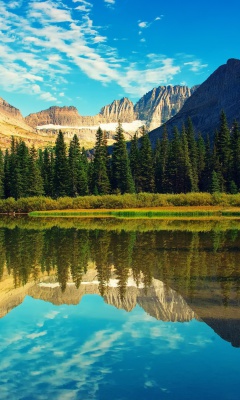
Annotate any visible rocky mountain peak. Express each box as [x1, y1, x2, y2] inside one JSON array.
[[134, 85, 194, 130], [99, 97, 136, 122], [149, 58, 240, 145]]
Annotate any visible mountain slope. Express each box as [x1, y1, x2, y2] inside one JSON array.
[[0, 97, 57, 149], [149, 58, 240, 145]]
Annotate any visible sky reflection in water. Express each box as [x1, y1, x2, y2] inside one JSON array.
[[0, 294, 239, 400]]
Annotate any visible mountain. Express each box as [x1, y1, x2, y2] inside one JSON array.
[[134, 85, 195, 131], [149, 58, 240, 145], [0, 97, 56, 150], [25, 85, 193, 133]]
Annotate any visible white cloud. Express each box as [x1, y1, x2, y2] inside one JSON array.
[[184, 61, 208, 72], [138, 21, 148, 28], [27, 331, 47, 340], [93, 35, 107, 43], [7, 1, 22, 8], [29, 1, 73, 23], [104, 0, 115, 4]]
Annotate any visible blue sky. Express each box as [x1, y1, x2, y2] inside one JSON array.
[[0, 0, 239, 116]]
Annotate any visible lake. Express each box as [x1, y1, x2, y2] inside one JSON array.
[[0, 217, 240, 399]]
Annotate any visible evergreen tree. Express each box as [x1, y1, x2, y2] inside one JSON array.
[[42, 148, 54, 197], [199, 134, 212, 192], [165, 127, 182, 193], [179, 125, 193, 192], [3, 149, 11, 198], [27, 146, 44, 197], [215, 111, 231, 190], [154, 139, 162, 193], [10, 140, 30, 199], [138, 126, 155, 192], [111, 122, 135, 193], [129, 133, 140, 192], [0, 150, 4, 199], [186, 117, 198, 191], [54, 131, 69, 197], [210, 170, 220, 193], [230, 121, 240, 190], [78, 147, 89, 196], [92, 128, 110, 195]]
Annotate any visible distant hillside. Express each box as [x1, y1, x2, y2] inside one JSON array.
[[0, 98, 55, 150]]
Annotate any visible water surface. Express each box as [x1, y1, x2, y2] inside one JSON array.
[[0, 217, 239, 399]]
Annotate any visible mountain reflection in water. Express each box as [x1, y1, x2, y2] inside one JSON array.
[[0, 218, 240, 347]]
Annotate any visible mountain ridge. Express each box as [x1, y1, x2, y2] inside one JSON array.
[[149, 58, 240, 145]]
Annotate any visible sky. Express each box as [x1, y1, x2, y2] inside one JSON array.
[[0, 0, 239, 117]]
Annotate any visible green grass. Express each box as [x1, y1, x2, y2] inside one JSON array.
[[2, 192, 240, 214], [29, 209, 224, 218]]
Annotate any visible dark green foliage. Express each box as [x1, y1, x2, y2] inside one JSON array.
[[129, 133, 140, 192], [111, 122, 135, 194], [0, 111, 239, 200], [186, 118, 198, 191], [214, 111, 231, 191], [0, 150, 4, 199], [138, 127, 155, 193], [68, 135, 89, 196], [54, 131, 69, 197], [211, 170, 221, 193], [27, 146, 44, 197], [230, 121, 240, 190], [91, 128, 110, 195], [42, 148, 54, 197]]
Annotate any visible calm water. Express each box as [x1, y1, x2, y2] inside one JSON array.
[[0, 217, 240, 399]]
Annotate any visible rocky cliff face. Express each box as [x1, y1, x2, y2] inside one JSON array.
[[0, 97, 33, 131], [25, 87, 193, 132], [134, 85, 194, 131], [149, 58, 240, 145], [100, 97, 137, 122]]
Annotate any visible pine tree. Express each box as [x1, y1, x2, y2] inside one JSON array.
[[179, 125, 193, 193], [215, 111, 231, 190], [42, 148, 54, 197], [230, 121, 240, 190], [199, 134, 212, 192], [0, 150, 4, 199], [186, 117, 198, 191], [154, 139, 162, 193], [78, 147, 89, 196], [68, 135, 82, 196], [54, 131, 69, 197], [129, 133, 140, 192], [3, 149, 11, 198], [111, 122, 135, 193], [165, 127, 182, 193], [92, 128, 110, 195], [138, 126, 155, 192], [211, 170, 220, 193], [11, 140, 30, 199], [27, 146, 44, 197]]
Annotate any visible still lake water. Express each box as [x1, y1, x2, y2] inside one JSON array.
[[0, 217, 240, 400]]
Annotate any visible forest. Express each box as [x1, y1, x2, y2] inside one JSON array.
[[0, 111, 239, 200]]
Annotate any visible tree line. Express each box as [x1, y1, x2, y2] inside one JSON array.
[[0, 111, 239, 199]]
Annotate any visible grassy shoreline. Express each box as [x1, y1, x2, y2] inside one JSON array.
[[1, 193, 240, 215], [28, 206, 240, 218]]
